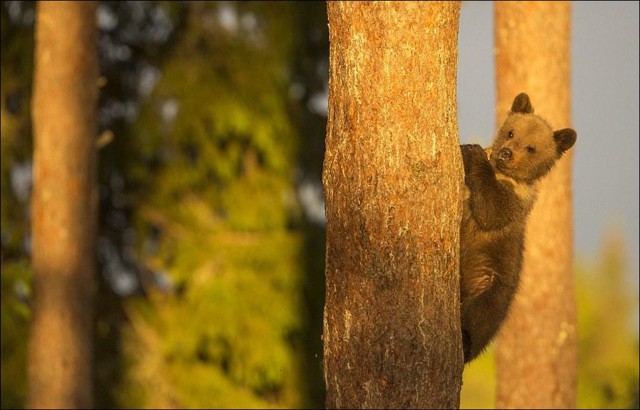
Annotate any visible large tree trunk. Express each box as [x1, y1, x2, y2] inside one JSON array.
[[494, 2, 578, 408], [28, 2, 99, 408], [322, 2, 463, 408]]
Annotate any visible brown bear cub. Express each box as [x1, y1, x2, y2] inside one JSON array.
[[459, 92, 576, 363]]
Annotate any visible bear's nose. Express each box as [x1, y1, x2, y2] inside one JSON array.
[[499, 148, 512, 161]]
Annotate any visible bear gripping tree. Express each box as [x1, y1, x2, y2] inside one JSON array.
[[322, 2, 464, 408]]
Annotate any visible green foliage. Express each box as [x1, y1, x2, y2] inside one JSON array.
[[1, 2, 34, 257], [1, 5, 34, 406], [460, 347, 495, 409], [0, 261, 31, 409], [118, 3, 312, 407], [125, 229, 306, 407], [576, 233, 639, 409]]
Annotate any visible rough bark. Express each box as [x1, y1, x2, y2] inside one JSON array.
[[494, 2, 578, 408], [322, 2, 463, 408], [28, 2, 99, 408]]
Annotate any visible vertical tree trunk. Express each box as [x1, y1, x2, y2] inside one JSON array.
[[28, 2, 99, 408], [494, 2, 577, 408], [322, 2, 463, 408]]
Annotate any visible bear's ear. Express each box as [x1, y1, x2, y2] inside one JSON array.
[[553, 128, 577, 155], [510, 92, 534, 114]]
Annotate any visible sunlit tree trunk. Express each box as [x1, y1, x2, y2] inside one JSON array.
[[322, 2, 463, 408], [494, 2, 577, 408], [28, 2, 99, 408]]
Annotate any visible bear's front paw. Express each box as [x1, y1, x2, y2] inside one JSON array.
[[461, 144, 488, 175]]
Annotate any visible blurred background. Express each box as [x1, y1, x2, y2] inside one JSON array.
[[1, 1, 637, 408]]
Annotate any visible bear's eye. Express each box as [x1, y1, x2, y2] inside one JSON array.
[[508, 130, 514, 139], [526, 145, 536, 154]]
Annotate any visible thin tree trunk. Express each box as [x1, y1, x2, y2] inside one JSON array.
[[494, 2, 577, 408], [322, 2, 463, 408], [28, 2, 99, 408]]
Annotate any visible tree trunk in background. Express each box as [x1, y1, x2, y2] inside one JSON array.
[[322, 2, 463, 408], [494, 2, 577, 408], [28, 2, 99, 408]]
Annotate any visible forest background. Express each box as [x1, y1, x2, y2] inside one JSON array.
[[1, 1, 638, 408]]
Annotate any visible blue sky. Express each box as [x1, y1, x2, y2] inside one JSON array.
[[457, 1, 639, 282]]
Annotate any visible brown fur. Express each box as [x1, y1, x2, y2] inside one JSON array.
[[459, 93, 576, 363]]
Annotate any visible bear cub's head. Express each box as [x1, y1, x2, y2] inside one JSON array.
[[489, 93, 577, 184]]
